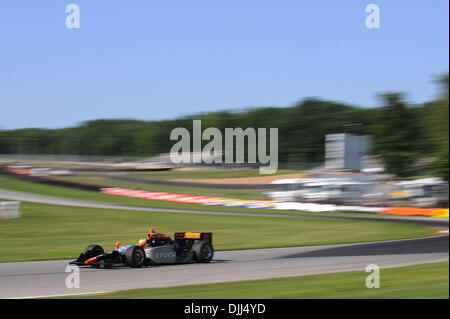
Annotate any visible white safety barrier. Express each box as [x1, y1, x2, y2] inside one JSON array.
[[0, 201, 21, 219], [101, 187, 388, 213]]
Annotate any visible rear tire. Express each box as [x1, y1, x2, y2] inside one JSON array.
[[125, 245, 146, 268], [84, 244, 104, 258], [193, 241, 214, 263]]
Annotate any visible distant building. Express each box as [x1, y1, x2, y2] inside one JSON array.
[[325, 133, 371, 171]]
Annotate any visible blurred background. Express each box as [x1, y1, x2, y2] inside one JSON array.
[[0, 1, 448, 299], [0, 1, 448, 210]]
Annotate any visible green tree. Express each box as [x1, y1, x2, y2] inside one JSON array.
[[373, 93, 422, 177], [430, 73, 449, 180]]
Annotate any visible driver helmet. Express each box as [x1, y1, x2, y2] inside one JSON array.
[[138, 238, 147, 244], [147, 228, 157, 239]]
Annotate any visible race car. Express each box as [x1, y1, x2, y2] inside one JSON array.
[[69, 228, 214, 268]]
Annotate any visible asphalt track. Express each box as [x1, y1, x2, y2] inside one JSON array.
[[0, 188, 448, 298], [0, 236, 447, 299]]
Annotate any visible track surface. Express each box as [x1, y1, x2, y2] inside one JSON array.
[[0, 236, 448, 299], [0, 188, 448, 298]]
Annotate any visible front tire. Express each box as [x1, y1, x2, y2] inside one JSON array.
[[125, 245, 146, 267], [193, 241, 214, 263], [84, 244, 104, 258]]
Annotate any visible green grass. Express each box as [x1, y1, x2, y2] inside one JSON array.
[[0, 175, 433, 220], [60, 261, 449, 299], [0, 175, 274, 213], [47, 173, 268, 199], [21, 166, 302, 180], [33, 167, 305, 200], [127, 168, 304, 180], [0, 201, 437, 262]]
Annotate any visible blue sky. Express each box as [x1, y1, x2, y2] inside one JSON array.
[[0, 1, 448, 129]]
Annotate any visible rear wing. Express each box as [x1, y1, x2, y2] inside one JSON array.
[[174, 232, 212, 243]]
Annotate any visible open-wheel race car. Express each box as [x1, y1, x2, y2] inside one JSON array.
[[69, 228, 214, 268]]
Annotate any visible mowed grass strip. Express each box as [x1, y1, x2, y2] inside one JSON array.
[[47, 174, 267, 199], [0, 175, 275, 212], [127, 168, 304, 180], [0, 201, 435, 262], [60, 262, 449, 299]]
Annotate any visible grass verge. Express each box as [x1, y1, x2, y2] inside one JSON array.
[[0, 175, 436, 220], [59, 261, 449, 299], [0, 201, 437, 262], [0, 175, 275, 212], [48, 173, 267, 199]]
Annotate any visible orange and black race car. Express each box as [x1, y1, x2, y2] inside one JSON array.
[[69, 228, 214, 268]]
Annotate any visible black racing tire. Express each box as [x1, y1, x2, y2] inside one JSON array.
[[84, 244, 104, 258], [193, 241, 214, 263], [125, 245, 146, 268]]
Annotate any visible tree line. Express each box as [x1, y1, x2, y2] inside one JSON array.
[[0, 74, 448, 180]]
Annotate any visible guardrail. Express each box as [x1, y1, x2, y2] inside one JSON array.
[[0, 201, 21, 219]]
